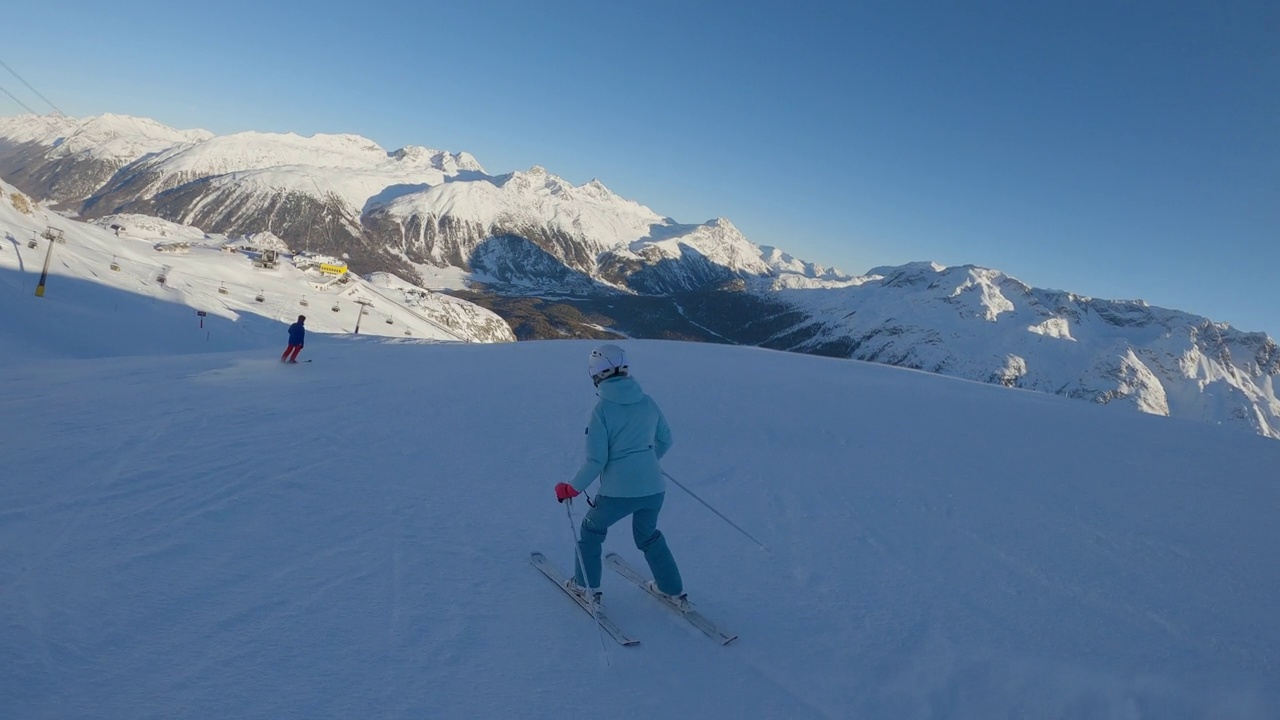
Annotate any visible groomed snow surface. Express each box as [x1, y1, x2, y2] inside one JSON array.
[[2, 286, 1279, 718]]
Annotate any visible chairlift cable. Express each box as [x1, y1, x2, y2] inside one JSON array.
[[0, 82, 40, 115], [0, 57, 65, 115]]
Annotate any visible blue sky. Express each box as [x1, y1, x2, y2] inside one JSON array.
[[4, 1, 1277, 336]]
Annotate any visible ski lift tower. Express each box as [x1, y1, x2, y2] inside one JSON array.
[[353, 299, 374, 334], [34, 226, 65, 297]]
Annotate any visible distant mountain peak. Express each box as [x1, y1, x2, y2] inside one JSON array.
[[864, 260, 947, 279], [390, 145, 486, 174], [578, 178, 618, 202]]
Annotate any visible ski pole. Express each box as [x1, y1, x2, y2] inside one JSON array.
[[663, 471, 768, 551], [565, 498, 610, 662]]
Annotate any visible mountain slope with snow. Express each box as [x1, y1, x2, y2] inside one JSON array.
[[757, 262, 1280, 439], [0, 113, 843, 291], [86, 130, 485, 217], [2, 112, 1277, 442], [1, 330, 1277, 719], [0, 113, 213, 205], [0, 180, 514, 358]]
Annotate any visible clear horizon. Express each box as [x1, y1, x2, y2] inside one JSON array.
[[2, 0, 1276, 338]]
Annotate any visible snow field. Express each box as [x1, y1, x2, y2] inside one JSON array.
[[2, 337, 1278, 719]]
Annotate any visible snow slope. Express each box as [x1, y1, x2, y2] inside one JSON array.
[[0, 114, 214, 206], [0, 113, 212, 164], [0, 181, 515, 359], [94, 129, 484, 215], [1, 312, 1277, 715], [766, 262, 1280, 440]]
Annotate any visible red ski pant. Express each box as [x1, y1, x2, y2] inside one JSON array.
[[281, 344, 303, 362]]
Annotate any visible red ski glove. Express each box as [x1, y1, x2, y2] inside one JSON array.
[[555, 483, 580, 503]]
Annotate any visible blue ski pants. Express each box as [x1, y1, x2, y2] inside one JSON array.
[[573, 492, 683, 595]]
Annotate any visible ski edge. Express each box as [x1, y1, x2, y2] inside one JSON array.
[[605, 552, 738, 645], [530, 552, 639, 647]]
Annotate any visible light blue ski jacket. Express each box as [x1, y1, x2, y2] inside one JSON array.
[[569, 376, 672, 498]]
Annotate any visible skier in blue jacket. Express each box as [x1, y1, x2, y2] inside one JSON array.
[[281, 315, 305, 363], [555, 344, 684, 605]]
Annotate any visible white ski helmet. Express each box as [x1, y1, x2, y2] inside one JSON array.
[[588, 344, 628, 385]]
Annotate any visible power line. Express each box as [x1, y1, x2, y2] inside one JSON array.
[[0, 82, 40, 115], [0, 57, 64, 115]]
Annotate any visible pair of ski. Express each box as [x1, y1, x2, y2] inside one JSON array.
[[531, 551, 737, 646]]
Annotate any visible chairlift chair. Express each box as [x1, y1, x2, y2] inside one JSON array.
[[331, 302, 340, 312], [255, 292, 265, 303], [218, 283, 229, 295], [28, 238, 37, 249], [300, 298, 309, 307], [110, 256, 121, 271], [157, 275, 167, 285], [385, 316, 393, 325]]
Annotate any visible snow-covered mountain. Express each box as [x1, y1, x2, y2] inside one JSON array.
[[751, 262, 1280, 439], [0, 113, 213, 205], [0, 113, 820, 292], [2, 112, 1277, 440], [0, 180, 515, 354]]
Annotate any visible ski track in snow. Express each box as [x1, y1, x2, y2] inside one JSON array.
[[1, 340, 1278, 719]]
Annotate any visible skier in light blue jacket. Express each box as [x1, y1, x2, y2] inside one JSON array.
[[555, 344, 684, 604]]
